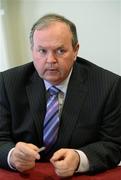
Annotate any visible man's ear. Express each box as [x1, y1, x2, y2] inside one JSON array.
[[74, 43, 79, 60]]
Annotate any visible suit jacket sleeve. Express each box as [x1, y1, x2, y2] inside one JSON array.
[[0, 72, 15, 169], [80, 76, 121, 173]]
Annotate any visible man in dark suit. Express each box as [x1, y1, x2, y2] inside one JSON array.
[[0, 13, 121, 178]]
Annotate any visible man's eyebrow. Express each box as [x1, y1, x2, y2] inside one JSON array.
[[38, 45, 46, 48], [56, 45, 65, 49], [37, 44, 65, 49]]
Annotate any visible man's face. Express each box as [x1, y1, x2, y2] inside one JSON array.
[[32, 22, 79, 85]]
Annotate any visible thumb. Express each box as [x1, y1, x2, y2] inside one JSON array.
[[50, 149, 66, 163]]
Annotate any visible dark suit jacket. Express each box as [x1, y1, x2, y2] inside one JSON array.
[[0, 57, 121, 173]]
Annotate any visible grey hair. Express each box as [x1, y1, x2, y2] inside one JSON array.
[[30, 13, 78, 49]]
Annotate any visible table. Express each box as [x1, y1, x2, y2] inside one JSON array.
[[0, 163, 121, 180]]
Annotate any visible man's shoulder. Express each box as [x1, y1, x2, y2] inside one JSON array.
[[1, 62, 35, 78], [76, 56, 120, 80], [0, 62, 37, 84], [2, 62, 34, 74]]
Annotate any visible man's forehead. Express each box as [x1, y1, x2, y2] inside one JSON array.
[[33, 26, 72, 42], [36, 21, 69, 30], [34, 22, 71, 35]]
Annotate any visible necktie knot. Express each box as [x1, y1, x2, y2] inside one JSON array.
[[49, 86, 59, 96]]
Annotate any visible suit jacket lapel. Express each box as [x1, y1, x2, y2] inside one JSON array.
[[26, 71, 46, 144], [55, 62, 88, 149]]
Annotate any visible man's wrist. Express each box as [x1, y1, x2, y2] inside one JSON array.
[[74, 150, 89, 173], [7, 148, 16, 170]]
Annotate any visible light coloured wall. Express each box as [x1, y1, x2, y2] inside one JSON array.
[[1, 0, 28, 69], [1, 0, 121, 75]]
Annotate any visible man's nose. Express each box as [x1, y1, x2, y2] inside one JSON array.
[[46, 51, 57, 63]]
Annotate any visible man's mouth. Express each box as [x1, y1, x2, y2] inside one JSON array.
[[47, 69, 57, 71]]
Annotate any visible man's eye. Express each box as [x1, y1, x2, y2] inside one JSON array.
[[39, 49, 47, 54], [56, 49, 65, 55]]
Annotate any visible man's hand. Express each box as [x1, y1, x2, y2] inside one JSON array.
[[9, 142, 40, 172], [50, 148, 80, 177]]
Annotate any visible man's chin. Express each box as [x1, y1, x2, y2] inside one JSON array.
[[45, 77, 61, 85], [45, 70, 59, 75]]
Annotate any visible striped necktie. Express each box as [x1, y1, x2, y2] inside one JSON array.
[[43, 86, 60, 152]]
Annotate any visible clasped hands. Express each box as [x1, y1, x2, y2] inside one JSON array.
[[10, 142, 80, 177]]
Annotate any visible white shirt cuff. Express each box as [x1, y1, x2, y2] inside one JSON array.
[[118, 161, 121, 166], [7, 148, 16, 170], [75, 150, 89, 173]]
